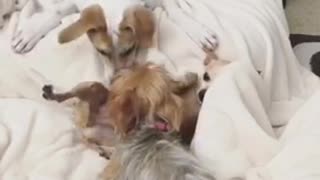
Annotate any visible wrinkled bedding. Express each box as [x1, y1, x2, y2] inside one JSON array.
[[1, 0, 320, 179]]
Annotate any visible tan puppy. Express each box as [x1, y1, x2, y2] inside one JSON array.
[[107, 63, 200, 143], [41, 62, 200, 157]]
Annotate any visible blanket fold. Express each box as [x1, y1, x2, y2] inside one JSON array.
[[0, 0, 320, 179]]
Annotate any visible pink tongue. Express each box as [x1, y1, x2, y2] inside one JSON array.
[[154, 122, 168, 131]]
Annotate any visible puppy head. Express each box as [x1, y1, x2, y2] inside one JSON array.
[[117, 5, 155, 55], [58, 4, 113, 57], [108, 63, 184, 137], [198, 45, 230, 102]]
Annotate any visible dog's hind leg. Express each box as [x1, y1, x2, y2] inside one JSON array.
[[12, 0, 78, 54], [42, 85, 76, 102]]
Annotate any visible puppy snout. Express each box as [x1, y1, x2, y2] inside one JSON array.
[[203, 72, 210, 81], [198, 89, 207, 102]]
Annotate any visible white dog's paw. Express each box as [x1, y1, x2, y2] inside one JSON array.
[[12, 13, 60, 54], [185, 24, 218, 50]]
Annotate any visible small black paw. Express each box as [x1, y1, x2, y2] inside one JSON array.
[[42, 84, 53, 100], [99, 150, 111, 160]]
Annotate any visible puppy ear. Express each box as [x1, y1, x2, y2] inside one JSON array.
[[157, 95, 184, 131], [58, 4, 108, 44], [109, 91, 139, 136]]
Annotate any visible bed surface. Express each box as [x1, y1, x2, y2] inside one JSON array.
[[1, 0, 320, 179]]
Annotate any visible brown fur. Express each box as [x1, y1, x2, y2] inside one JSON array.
[[42, 82, 116, 158], [58, 5, 114, 58], [114, 5, 156, 72], [41, 63, 200, 158], [107, 63, 201, 141], [58, 4, 156, 72], [42, 82, 109, 126], [117, 5, 155, 54]]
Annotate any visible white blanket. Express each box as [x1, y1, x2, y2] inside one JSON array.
[[1, 0, 320, 180]]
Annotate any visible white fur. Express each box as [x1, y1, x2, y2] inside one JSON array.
[[11, 0, 218, 54], [0, 0, 25, 28]]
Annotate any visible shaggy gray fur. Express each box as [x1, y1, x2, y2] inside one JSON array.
[[113, 128, 216, 180]]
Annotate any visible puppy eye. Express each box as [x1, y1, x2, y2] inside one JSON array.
[[203, 72, 210, 81]]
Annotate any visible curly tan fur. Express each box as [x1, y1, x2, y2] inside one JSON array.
[[107, 63, 200, 141]]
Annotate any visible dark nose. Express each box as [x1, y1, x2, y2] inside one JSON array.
[[203, 72, 210, 81], [198, 89, 207, 102]]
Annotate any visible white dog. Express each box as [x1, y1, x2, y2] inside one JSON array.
[[9, 0, 218, 54], [0, 0, 28, 28]]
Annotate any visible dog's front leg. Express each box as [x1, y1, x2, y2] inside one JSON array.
[[12, 1, 78, 54]]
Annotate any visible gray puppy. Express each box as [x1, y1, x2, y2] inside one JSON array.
[[100, 126, 217, 180]]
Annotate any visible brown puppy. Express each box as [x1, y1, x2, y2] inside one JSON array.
[[107, 62, 200, 144]]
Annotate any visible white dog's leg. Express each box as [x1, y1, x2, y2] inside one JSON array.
[[12, 1, 77, 54], [14, 0, 37, 29], [162, 0, 217, 49]]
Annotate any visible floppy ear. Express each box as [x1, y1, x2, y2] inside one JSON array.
[[157, 95, 184, 131], [58, 4, 108, 44], [109, 92, 139, 136]]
